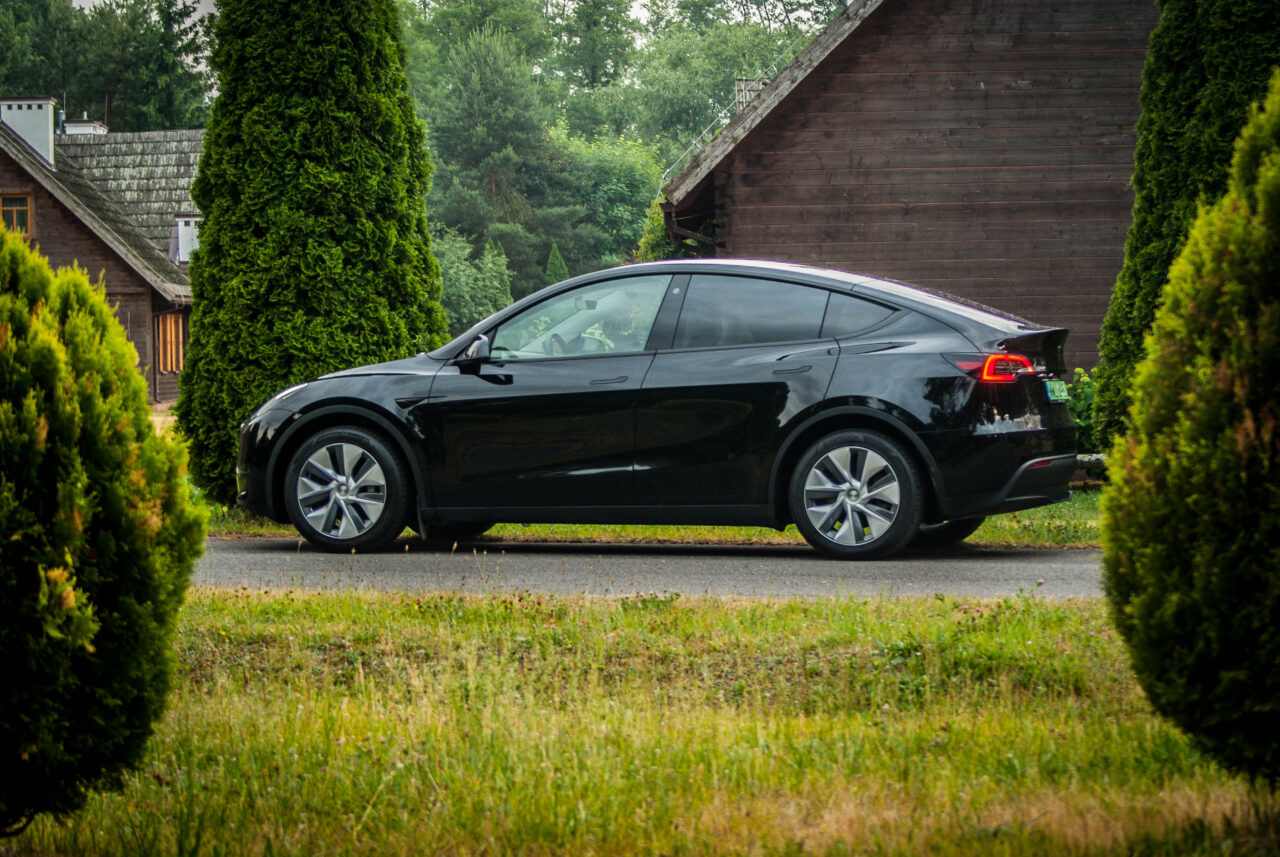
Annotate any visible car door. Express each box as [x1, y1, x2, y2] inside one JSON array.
[[634, 274, 840, 508], [422, 274, 671, 511]]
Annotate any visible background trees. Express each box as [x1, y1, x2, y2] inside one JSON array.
[[1102, 72, 1280, 786], [0, 0, 209, 131], [176, 0, 447, 504], [1091, 0, 1280, 446]]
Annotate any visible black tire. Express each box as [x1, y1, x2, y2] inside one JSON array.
[[910, 517, 986, 549], [284, 426, 410, 553], [424, 522, 494, 545], [789, 430, 923, 560]]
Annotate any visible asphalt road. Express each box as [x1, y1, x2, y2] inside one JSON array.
[[195, 537, 1103, 599]]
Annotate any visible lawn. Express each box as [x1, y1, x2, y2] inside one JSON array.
[[13, 589, 1274, 856], [207, 487, 1104, 549]]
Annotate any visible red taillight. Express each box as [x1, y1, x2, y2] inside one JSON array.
[[981, 353, 1033, 382]]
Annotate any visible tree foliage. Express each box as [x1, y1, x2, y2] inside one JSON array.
[[1092, 0, 1280, 446], [434, 225, 515, 336], [176, 0, 447, 504], [1102, 71, 1280, 786], [0, 225, 206, 833], [0, 0, 209, 131]]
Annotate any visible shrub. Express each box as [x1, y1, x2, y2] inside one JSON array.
[[176, 0, 448, 505], [0, 226, 206, 833], [1066, 368, 1099, 455], [1092, 0, 1280, 447], [1102, 72, 1280, 786]]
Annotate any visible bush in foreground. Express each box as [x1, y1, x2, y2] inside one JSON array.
[[0, 226, 206, 833], [1102, 72, 1280, 786]]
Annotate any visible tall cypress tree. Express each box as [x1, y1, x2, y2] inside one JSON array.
[[177, 0, 447, 504], [1092, 0, 1280, 445]]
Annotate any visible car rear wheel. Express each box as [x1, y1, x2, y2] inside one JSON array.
[[284, 427, 409, 553], [910, 517, 986, 548], [789, 430, 922, 560]]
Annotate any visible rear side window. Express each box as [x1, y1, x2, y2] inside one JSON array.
[[821, 292, 896, 338], [674, 275, 829, 348]]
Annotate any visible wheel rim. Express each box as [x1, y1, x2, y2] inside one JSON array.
[[295, 442, 387, 540], [802, 445, 901, 546]]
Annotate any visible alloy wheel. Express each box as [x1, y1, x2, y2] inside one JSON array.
[[801, 445, 901, 545], [294, 442, 387, 540]]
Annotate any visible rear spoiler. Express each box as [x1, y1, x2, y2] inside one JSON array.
[[997, 328, 1069, 375]]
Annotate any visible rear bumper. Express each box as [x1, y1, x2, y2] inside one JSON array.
[[940, 452, 1076, 520]]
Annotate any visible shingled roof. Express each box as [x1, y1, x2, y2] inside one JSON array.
[[0, 123, 192, 304], [56, 129, 204, 254]]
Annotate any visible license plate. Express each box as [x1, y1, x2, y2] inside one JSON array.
[[1044, 379, 1069, 402]]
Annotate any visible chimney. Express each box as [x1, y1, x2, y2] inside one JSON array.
[[62, 116, 109, 135], [0, 97, 57, 166]]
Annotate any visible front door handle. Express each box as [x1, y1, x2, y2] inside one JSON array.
[[773, 365, 812, 376], [590, 376, 629, 385]]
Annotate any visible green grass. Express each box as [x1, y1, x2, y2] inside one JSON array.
[[14, 590, 1275, 856], [208, 488, 1104, 549]]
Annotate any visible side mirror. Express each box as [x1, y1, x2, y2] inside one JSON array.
[[459, 334, 491, 365]]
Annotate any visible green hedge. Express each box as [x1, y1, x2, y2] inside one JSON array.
[[1092, 0, 1280, 446], [0, 226, 206, 832], [1102, 72, 1280, 786], [176, 0, 447, 505]]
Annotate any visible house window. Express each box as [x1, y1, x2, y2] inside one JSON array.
[[157, 312, 186, 373], [1, 195, 31, 237]]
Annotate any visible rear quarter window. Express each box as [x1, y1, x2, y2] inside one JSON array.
[[821, 292, 897, 338]]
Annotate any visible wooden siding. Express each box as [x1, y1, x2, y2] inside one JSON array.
[[0, 149, 167, 401], [715, 0, 1159, 370]]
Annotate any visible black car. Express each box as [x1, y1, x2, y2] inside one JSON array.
[[236, 260, 1075, 559]]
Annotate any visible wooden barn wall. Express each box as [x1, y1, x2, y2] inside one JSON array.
[[1, 150, 163, 400], [717, 0, 1159, 370]]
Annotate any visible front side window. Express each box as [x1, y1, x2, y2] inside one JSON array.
[[1, 195, 31, 237], [674, 275, 829, 349], [490, 275, 670, 360]]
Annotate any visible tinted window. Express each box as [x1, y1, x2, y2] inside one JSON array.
[[673, 276, 829, 348], [491, 275, 670, 360], [821, 293, 896, 338]]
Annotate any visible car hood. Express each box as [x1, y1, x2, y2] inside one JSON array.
[[318, 354, 444, 380]]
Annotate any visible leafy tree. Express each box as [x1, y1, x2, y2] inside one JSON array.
[[0, 225, 206, 834], [635, 196, 680, 260], [176, 0, 447, 504], [1092, 0, 1280, 445], [1102, 72, 1280, 786], [544, 241, 569, 284], [554, 0, 636, 89], [0, 0, 209, 132], [434, 226, 515, 335]]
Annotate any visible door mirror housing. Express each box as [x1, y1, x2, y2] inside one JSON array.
[[458, 334, 491, 366]]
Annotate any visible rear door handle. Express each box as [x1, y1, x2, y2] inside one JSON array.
[[590, 376, 629, 385], [773, 365, 812, 376]]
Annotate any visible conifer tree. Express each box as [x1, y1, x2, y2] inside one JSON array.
[[544, 242, 569, 284], [176, 0, 447, 504], [1092, 0, 1280, 445], [1103, 72, 1280, 786]]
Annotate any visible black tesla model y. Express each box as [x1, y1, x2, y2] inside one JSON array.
[[237, 260, 1076, 559]]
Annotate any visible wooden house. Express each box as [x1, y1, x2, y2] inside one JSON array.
[[661, 0, 1159, 370], [0, 96, 202, 402]]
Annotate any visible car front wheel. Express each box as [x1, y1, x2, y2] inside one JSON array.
[[789, 430, 923, 560], [284, 427, 410, 553]]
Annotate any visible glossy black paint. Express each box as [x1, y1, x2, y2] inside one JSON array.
[[236, 259, 1076, 546]]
